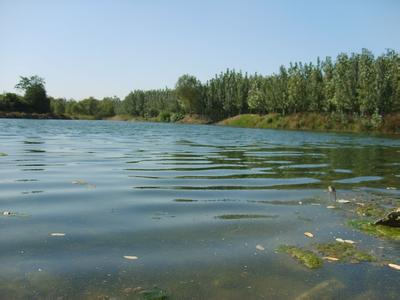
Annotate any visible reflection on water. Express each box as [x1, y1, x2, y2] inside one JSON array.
[[0, 119, 399, 299]]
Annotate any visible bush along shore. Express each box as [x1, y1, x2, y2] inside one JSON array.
[[1, 49, 400, 134]]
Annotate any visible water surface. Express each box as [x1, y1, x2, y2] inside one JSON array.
[[0, 119, 399, 299]]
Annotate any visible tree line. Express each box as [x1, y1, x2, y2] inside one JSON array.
[[1, 49, 399, 121]]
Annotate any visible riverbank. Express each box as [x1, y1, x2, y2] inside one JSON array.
[[0, 111, 69, 119], [218, 113, 400, 135], [2, 111, 399, 135]]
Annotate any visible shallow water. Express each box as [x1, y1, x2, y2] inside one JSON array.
[[0, 119, 399, 299]]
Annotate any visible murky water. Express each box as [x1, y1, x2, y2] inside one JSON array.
[[0, 119, 399, 299]]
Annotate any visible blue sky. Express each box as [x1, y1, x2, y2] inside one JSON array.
[[1, 0, 399, 99]]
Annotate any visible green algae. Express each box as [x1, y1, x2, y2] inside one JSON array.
[[348, 219, 400, 240], [277, 245, 323, 269], [316, 242, 376, 263], [355, 203, 386, 218], [216, 214, 278, 220]]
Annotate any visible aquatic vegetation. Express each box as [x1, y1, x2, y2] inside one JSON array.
[[355, 203, 386, 218], [295, 279, 345, 300], [348, 220, 400, 240], [316, 242, 376, 263], [173, 198, 198, 202], [216, 214, 278, 220], [139, 287, 169, 300], [277, 245, 323, 269]]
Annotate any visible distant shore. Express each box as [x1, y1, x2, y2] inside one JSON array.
[[1, 111, 399, 135], [0, 111, 69, 120]]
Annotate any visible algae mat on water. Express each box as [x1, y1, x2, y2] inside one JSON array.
[[348, 220, 400, 240]]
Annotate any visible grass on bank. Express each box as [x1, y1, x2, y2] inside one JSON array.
[[218, 113, 400, 134]]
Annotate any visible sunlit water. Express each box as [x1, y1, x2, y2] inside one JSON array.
[[0, 119, 399, 299]]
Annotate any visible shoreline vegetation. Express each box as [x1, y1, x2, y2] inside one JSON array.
[[1, 112, 399, 135], [1, 49, 399, 134]]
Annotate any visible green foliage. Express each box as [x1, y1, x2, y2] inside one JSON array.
[[158, 111, 171, 122], [175, 74, 203, 114], [13, 75, 50, 113], [2, 49, 399, 123], [0, 93, 27, 112]]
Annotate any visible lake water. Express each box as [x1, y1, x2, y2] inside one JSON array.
[[0, 119, 399, 299]]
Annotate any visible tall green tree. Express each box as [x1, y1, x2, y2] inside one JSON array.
[[15, 75, 50, 113], [175, 74, 203, 114]]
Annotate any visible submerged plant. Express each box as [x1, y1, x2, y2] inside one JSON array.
[[139, 287, 169, 300], [348, 220, 400, 241], [216, 214, 278, 220], [316, 241, 376, 263], [277, 245, 323, 269], [355, 203, 386, 218]]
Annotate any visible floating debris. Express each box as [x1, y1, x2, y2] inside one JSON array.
[[50, 233, 66, 237], [344, 239, 355, 244], [326, 206, 336, 209], [337, 199, 351, 204], [2, 211, 11, 216], [123, 255, 138, 260], [323, 256, 340, 261], [386, 187, 397, 190], [304, 232, 314, 238], [0, 152, 8, 156], [72, 179, 88, 185], [388, 263, 400, 271], [335, 238, 354, 244], [256, 244, 265, 251]]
